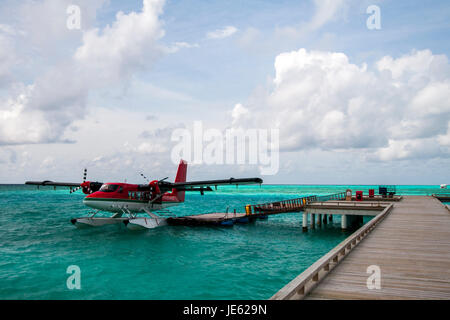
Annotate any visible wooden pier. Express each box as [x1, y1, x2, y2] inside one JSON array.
[[165, 192, 359, 227], [166, 193, 395, 228], [271, 196, 450, 300], [167, 212, 253, 226]]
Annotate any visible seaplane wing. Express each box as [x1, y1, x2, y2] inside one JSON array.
[[166, 177, 263, 193], [25, 181, 83, 187], [173, 177, 263, 189], [25, 168, 103, 193], [25, 178, 104, 194]]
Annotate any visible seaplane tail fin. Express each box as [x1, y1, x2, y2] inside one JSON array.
[[173, 160, 187, 202]]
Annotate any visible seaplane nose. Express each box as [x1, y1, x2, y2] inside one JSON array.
[[83, 193, 100, 209]]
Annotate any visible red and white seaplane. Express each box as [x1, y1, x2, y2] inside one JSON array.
[[26, 160, 262, 230]]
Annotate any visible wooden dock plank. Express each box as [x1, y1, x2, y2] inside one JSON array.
[[305, 196, 450, 300]]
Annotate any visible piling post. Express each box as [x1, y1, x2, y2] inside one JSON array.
[[302, 213, 308, 232], [341, 214, 347, 231], [311, 214, 316, 229], [323, 214, 328, 224], [329, 214, 333, 221], [317, 214, 322, 227]]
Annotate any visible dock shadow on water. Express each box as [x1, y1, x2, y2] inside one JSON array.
[[0, 185, 389, 299]]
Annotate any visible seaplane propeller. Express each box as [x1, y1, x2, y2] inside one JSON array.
[[140, 173, 149, 183], [70, 168, 88, 194]]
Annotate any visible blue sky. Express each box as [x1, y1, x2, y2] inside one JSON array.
[[0, 0, 449, 184], [98, 0, 450, 116], [96, 0, 450, 95]]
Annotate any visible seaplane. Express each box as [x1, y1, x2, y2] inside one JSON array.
[[26, 160, 263, 230]]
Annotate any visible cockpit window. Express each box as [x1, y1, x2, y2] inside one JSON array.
[[99, 184, 119, 192]]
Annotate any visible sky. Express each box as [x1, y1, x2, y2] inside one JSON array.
[[0, 0, 449, 184]]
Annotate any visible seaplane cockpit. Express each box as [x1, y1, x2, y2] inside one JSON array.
[[98, 184, 121, 193]]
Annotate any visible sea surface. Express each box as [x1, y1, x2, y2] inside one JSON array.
[[0, 184, 447, 300]]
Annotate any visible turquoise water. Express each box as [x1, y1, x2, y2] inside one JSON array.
[[0, 184, 446, 300]]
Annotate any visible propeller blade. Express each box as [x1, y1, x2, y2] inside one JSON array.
[[140, 173, 149, 182], [70, 186, 81, 194]]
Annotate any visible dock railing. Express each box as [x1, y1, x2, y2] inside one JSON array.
[[307, 201, 387, 208], [270, 202, 394, 300], [250, 192, 347, 215]]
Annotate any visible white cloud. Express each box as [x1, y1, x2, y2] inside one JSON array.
[[0, 63, 90, 145], [75, 0, 165, 82], [232, 48, 450, 161], [308, 0, 346, 31], [206, 26, 238, 39], [18, 0, 106, 49], [373, 138, 445, 161], [231, 103, 250, 125], [165, 41, 199, 53], [274, 0, 347, 40], [0, 0, 168, 146], [376, 49, 450, 81], [135, 125, 183, 154]]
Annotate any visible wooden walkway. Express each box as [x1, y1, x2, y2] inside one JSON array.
[[305, 196, 450, 299]]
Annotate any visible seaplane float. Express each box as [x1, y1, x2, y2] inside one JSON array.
[[26, 160, 263, 230]]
